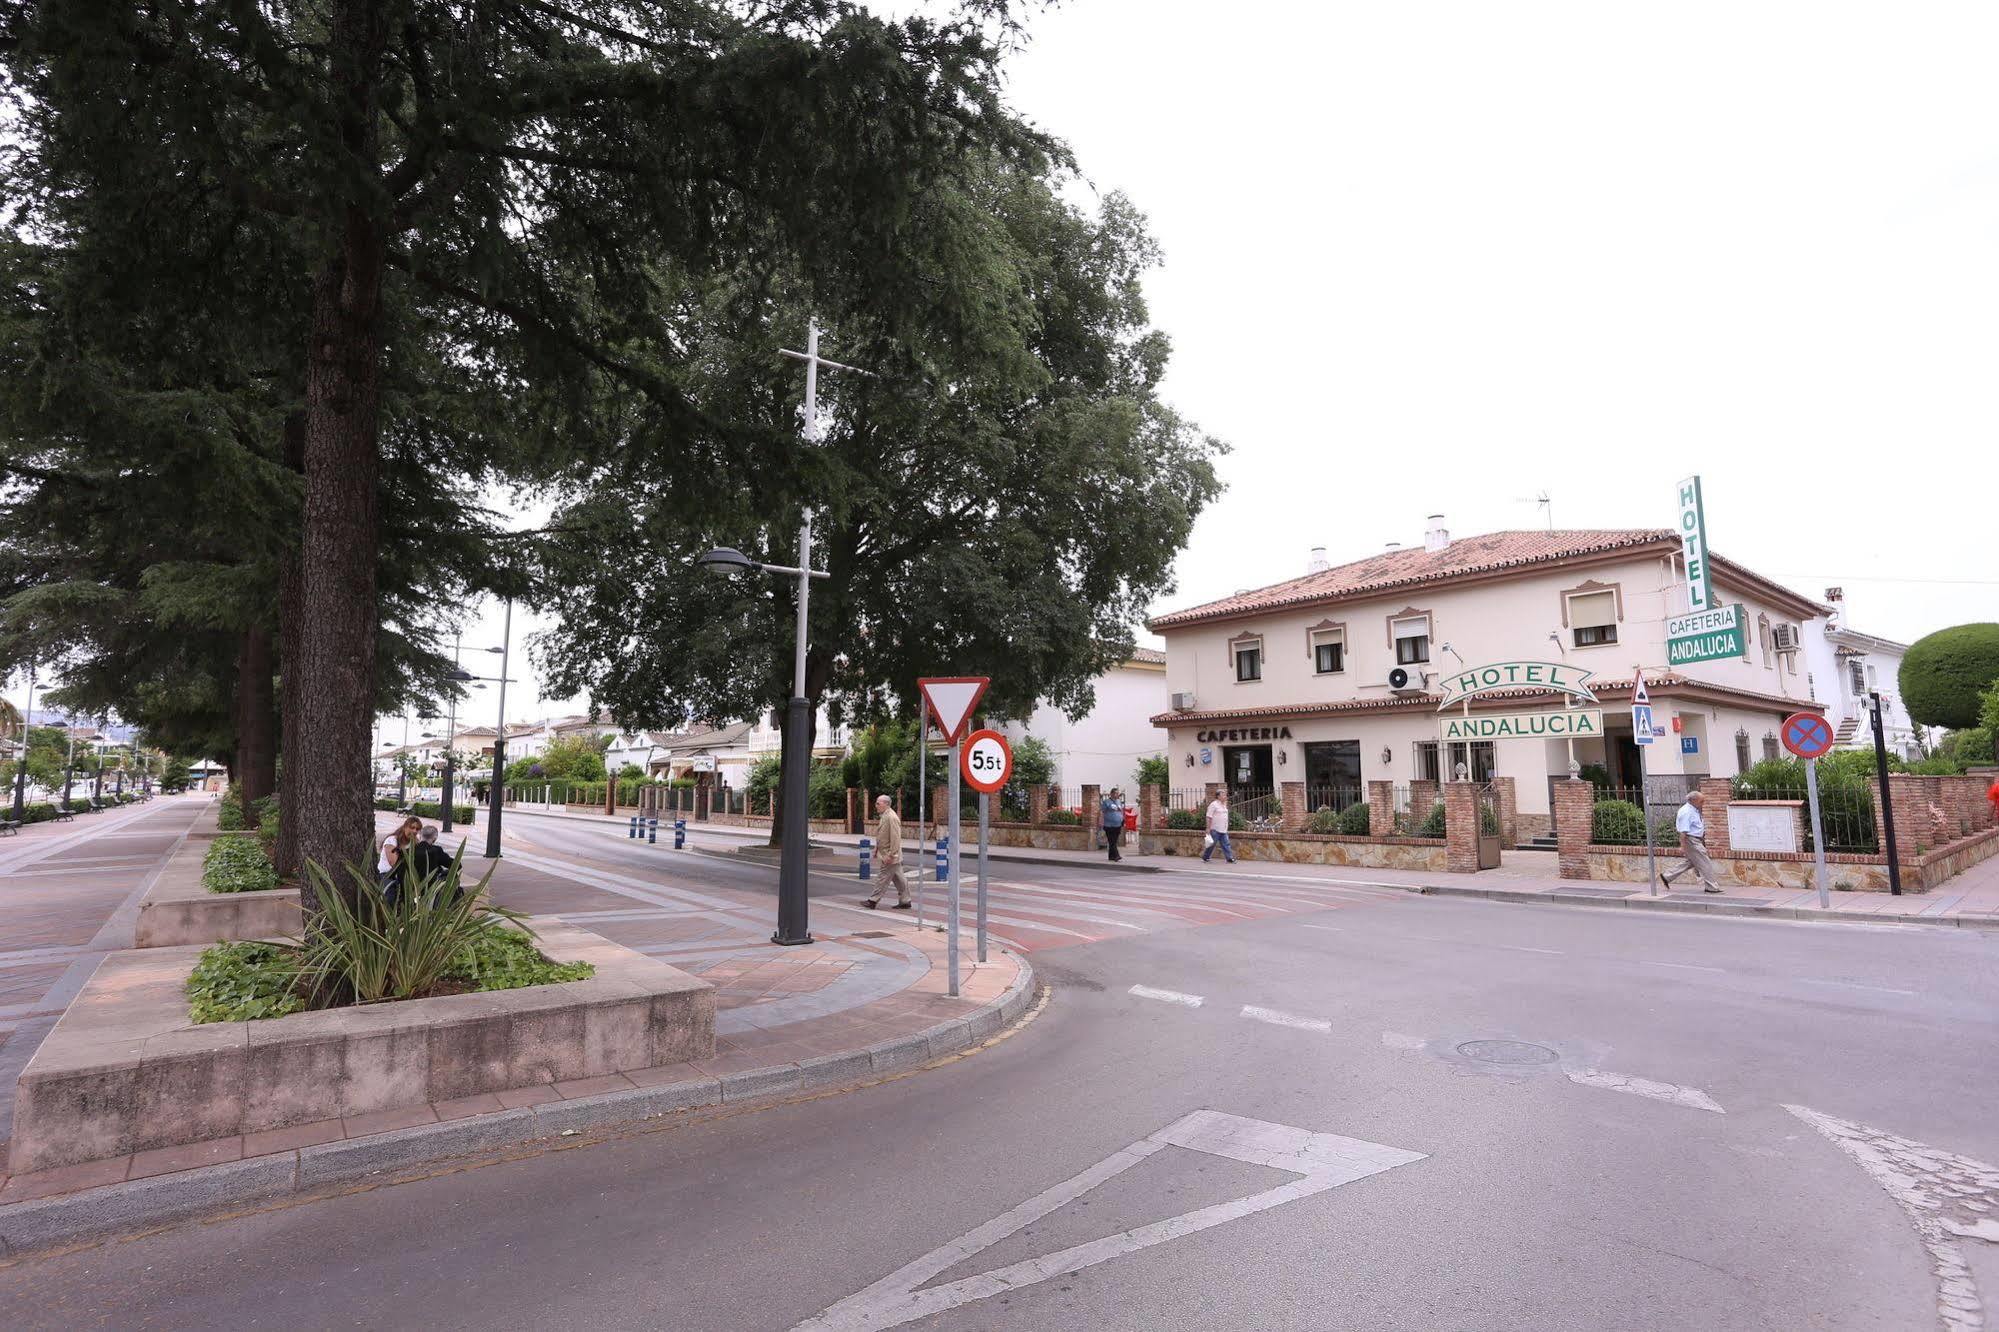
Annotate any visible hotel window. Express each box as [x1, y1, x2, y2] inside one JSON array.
[[1393, 617, 1430, 665], [1848, 660, 1866, 695], [1762, 732, 1780, 762], [1413, 741, 1440, 782], [1567, 590, 1618, 648], [1312, 631, 1345, 675], [1234, 642, 1262, 682], [1735, 731, 1751, 772], [1445, 741, 1497, 782]]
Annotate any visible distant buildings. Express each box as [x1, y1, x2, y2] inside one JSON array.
[[999, 649, 1169, 792], [1800, 589, 1919, 760]]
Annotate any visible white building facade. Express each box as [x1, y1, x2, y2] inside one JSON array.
[[1800, 589, 1919, 760], [999, 649, 1169, 792], [1148, 523, 1829, 837]]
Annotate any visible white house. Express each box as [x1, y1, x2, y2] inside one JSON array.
[[1148, 519, 1829, 837], [747, 707, 851, 762], [1801, 588, 1920, 760], [999, 649, 1170, 792]]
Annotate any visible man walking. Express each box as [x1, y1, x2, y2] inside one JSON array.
[[1202, 789, 1236, 864], [863, 794, 912, 909], [1660, 790, 1721, 893], [1100, 788, 1127, 862]]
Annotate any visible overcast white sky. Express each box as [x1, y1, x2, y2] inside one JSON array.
[[14, 2, 1998, 728]]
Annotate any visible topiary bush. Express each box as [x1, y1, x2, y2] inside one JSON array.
[[204, 835, 280, 893], [1417, 802, 1446, 838], [217, 782, 245, 830], [1165, 807, 1204, 831], [1901, 623, 1999, 729], [1592, 799, 1646, 845], [1044, 809, 1083, 826], [1338, 801, 1372, 835], [1306, 807, 1341, 834]]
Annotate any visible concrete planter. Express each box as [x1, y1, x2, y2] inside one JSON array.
[[8, 921, 713, 1174], [134, 835, 301, 948]]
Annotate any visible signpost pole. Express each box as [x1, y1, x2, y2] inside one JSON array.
[[977, 791, 990, 963], [1805, 756, 1831, 909], [916, 727, 928, 931], [947, 743, 963, 997], [1870, 692, 1902, 896], [1633, 670, 1658, 894]]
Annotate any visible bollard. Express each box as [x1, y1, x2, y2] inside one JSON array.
[[673, 819, 686, 850], [628, 815, 639, 839], [858, 837, 872, 881], [935, 835, 949, 884], [647, 817, 658, 845]]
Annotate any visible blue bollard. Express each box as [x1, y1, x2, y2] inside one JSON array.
[[858, 837, 872, 881], [647, 817, 658, 845], [935, 835, 949, 883], [673, 819, 686, 850], [628, 815, 639, 839]]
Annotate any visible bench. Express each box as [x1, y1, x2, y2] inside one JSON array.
[[54, 807, 76, 822], [0, 819, 19, 836]]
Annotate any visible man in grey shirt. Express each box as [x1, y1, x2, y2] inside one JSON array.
[[1660, 791, 1720, 893]]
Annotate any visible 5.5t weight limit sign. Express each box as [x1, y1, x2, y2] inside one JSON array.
[[962, 729, 1012, 794]]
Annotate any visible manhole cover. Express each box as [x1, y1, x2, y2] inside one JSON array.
[[850, 931, 891, 939], [1455, 1039, 1560, 1065]]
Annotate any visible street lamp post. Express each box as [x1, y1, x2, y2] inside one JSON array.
[[9, 664, 34, 821], [441, 633, 464, 833], [485, 601, 513, 859], [694, 318, 863, 947]]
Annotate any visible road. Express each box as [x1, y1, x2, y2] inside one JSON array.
[[2, 807, 1995, 1330]]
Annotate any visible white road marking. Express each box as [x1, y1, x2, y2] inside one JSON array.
[[1380, 1032, 1426, 1050], [1787, 1104, 1999, 1332], [793, 1109, 1424, 1332], [1564, 1068, 1725, 1114], [1640, 960, 1727, 973], [1240, 1005, 1332, 1034], [1128, 985, 1204, 1008], [1798, 977, 1918, 997], [1299, 924, 1344, 932]]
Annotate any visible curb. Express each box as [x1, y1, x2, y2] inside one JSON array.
[[0, 954, 1037, 1259], [1413, 882, 1999, 930]]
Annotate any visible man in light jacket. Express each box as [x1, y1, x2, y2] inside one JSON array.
[[863, 794, 912, 909], [1202, 790, 1236, 864], [1660, 791, 1720, 893]]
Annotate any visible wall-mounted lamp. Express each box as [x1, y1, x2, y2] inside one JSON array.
[[1184, 753, 1195, 768], [1277, 749, 1287, 765], [1380, 746, 1393, 766]]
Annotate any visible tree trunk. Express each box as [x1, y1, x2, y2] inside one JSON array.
[[276, 412, 306, 879], [294, 0, 391, 915], [235, 628, 277, 827]]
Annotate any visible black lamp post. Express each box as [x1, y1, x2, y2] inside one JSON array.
[[697, 543, 827, 946], [484, 601, 512, 860]]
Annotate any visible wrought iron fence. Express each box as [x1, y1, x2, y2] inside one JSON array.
[[1583, 785, 1682, 848], [1395, 785, 1444, 838], [1233, 786, 1282, 833], [1305, 784, 1365, 818], [1725, 781, 1877, 853]]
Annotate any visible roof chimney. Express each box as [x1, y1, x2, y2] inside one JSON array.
[[1424, 515, 1449, 553], [1385, 541, 1401, 552], [1306, 546, 1330, 574]]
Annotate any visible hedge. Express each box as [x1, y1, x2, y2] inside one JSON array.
[[204, 835, 279, 894], [374, 798, 476, 823]]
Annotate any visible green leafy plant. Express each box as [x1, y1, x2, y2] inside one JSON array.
[[1043, 808, 1083, 826], [1592, 799, 1646, 845], [1417, 802, 1447, 838], [1133, 754, 1170, 790], [297, 852, 515, 1004], [1899, 623, 1999, 729], [217, 782, 245, 830], [204, 834, 279, 893], [186, 942, 308, 1024], [1165, 807, 1203, 831], [807, 761, 847, 819], [1577, 763, 1613, 792], [445, 924, 594, 991]]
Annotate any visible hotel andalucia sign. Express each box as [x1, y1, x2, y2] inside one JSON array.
[[1436, 660, 1603, 743], [1434, 661, 1598, 709]]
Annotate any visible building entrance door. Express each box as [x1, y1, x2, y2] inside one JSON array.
[[1222, 745, 1274, 800]]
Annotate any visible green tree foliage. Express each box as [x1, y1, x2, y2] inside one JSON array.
[[529, 164, 1225, 825], [1134, 755, 1170, 790], [1900, 624, 1999, 730]]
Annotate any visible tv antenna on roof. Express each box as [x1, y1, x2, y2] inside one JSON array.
[[1513, 491, 1553, 530]]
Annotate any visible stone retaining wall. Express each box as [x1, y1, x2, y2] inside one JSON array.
[[1585, 823, 1999, 893], [133, 834, 301, 949], [1141, 827, 1449, 871], [8, 922, 713, 1174]]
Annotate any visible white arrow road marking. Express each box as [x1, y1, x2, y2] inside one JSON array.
[[792, 1109, 1424, 1332], [1239, 1005, 1332, 1033], [1787, 1104, 1999, 1332], [1380, 1031, 1426, 1050], [1564, 1068, 1724, 1114], [1128, 985, 1204, 1007]]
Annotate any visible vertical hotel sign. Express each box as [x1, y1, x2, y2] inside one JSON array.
[[1667, 475, 1747, 665], [1677, 474, 1714, 612]]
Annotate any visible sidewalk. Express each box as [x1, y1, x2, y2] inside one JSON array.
[[501, 803, 1999, 930], [0, 832, 1035, 1256]]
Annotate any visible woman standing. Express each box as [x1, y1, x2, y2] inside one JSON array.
[[377, 816, 421, 899], [1100, 789, 1127, 862]]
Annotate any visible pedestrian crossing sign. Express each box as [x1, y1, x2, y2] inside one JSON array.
[[1632, 703, 1656, 745]]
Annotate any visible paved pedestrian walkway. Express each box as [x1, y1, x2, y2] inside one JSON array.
[[0, 811, 1029, 1218]]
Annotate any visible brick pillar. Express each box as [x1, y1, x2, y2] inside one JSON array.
[[1367, 780, 1394, 837], [1924, 775, 1951, 846], [1409, 779, 1439, 828], [1491, 776, 1518, 846], [1029, 784, 1050, 825], [1444, 781, 1481, 874], [1553, 779, 1595, 880], [696, 785, 711, 822], [1698, 778, 1734, 858], [844, 787, 858, 834], [1280, 780, 1307, 832], [1868, 777, 1888, 857], [1204, 781, 1224, 804], [1082, 784, 1102, 848], [1946, 776, 1974, 837], [1886, 773, 1927, 853]]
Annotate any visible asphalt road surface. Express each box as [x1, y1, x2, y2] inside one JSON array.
[[3, 811, 1995, 1330]]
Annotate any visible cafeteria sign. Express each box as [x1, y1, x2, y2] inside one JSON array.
[[1666, 604, 1747, 666], [1435, 660, 1598, 709], [1441, 710, 1604, 742]]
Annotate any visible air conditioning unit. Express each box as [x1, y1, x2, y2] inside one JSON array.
[[1170, 691, 1197, 711], [1387, 666, 1424, 695], [1773, 624, 1799, 652]]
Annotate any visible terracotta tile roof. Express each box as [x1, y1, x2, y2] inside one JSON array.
[[1149, 675, 1822, 727], [1150, 530, 1681, 628], [1127, 646, 1167, 665]]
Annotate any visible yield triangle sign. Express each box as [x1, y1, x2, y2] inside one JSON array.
[[1632, 672, 1650, 706], [918, 677, 988, 746]]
